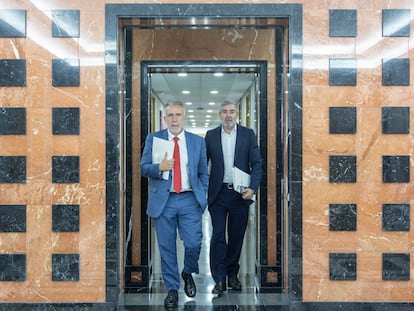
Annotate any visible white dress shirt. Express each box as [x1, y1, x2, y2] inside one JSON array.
[[168, 130, 190, 192], [221, 124, 237, 183]]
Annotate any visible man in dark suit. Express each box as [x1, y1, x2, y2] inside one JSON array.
[[205, 100, 262, 296], [140, 101, 209, 308]]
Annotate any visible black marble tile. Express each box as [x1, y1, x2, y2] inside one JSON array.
[[329, 204, 356, 231], [0, 10, 26, 38], [121, 306, 288, 311], [329, 253, 357, 280], [382, 107, 409, 134], [0, 59, 26, 87], [329, 9, 357, 37], [52, 59, 80, 87], [329, 155, 357, 183], [52, 254, 80, 281], [52, 107, 80, 135], [383, 253, 410, 280], [0, 107, 26, 135], [52, 204, 80, 232], [329, 58, 357, 86], [0, 254, 26, 281], [383, 204, 410, 232], [0, 156, 26, 183], [0, 205, 26, 232], [52, 10, 80, 38], [382, 155, 410, 183], [1, 303, 109, 310], [52, 156, 80, 183], [329, 107, 356, 134], [382, 9, 410, 37], [382, 58, 410, 86]]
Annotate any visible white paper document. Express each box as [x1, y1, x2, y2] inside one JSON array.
[[233, 166, 251, 194], [152, 137, 174, 180]]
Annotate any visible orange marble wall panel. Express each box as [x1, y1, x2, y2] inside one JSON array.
[[0, 233, 26, 253], [51, 232, 80, 253], [1, 0, 414, 305], [302, 0, 414, 302], [0, 1, 106, 303], [304, 85, 368, 107], [0, 38, 25, 59], [51, 136, 79, 156], [0, 136, 28, 155], [361, 182, 413, 205]]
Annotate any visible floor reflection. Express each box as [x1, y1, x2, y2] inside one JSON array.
[[118, 212, 288, 310]]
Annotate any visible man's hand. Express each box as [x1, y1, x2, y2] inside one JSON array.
[[241, 188, 255, 200], [158, 152, 174, 172]]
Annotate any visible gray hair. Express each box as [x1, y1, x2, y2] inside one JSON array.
[[219, 100, 237, 112], [165, 100, 185, 113]]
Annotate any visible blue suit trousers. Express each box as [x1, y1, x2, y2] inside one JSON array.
[[154, 192, 203, 291]]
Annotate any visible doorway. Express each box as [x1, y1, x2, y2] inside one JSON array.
[[138, 61, 265, 286], [105, 3, 303, 300], [123, 26, 283, 293]]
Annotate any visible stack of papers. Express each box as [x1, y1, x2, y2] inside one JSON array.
[[152, 137, 174, 180], [233, 166, 250, 194]]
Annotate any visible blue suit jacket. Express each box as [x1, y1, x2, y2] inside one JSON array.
[[140, 129, 209, 218], [205, 124, 262, 206]]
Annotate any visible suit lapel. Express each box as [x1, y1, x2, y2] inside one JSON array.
[[160, 129, 168, 140], [234, 125, 242, 166], [215, 127, 224, 164], [184, 131, 194, 168]]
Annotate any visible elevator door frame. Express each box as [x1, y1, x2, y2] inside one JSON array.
[[139, 60, 268, 287], [105, 3, 303, 301], [125, 33, 284, 294]]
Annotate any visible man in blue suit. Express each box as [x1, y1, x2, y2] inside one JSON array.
[[205, 100, 262, 296], [140, 101, 209, 308]]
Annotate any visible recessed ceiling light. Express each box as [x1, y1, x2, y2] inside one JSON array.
[[214, 72, 223, 77], [206, 115, 211, 118], [207, 110, 213, 113], [182, 90, 190, 94], [188, 109, 194, 112], [210, 90, 218, 94], [208, 102, 215, 106], [185, 102, 192, 105], [188, 115, 194, 118], [178, 73, 188, 77]]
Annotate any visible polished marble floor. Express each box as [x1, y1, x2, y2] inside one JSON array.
[[117, 273, 289, 310], [118, 211, 289, 310]]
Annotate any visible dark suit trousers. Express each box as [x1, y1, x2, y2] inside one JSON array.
[[208, 185, 249, 283]]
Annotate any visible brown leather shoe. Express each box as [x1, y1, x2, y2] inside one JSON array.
[[212, 281, 226, 296], [164, 290, 178, 308], [228, 275, 242, 290]]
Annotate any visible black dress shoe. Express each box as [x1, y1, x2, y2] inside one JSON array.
[[164, 290, 178, 308], [211, 281, 226, 296], [181, 272, 196, 297], [228, 275, 242, 290]]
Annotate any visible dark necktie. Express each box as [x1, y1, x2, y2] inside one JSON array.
[[173, 136, 181, 193]]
